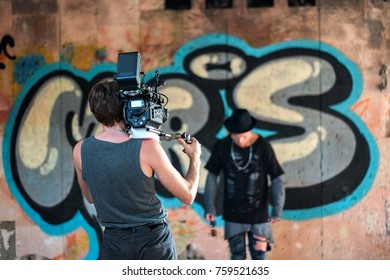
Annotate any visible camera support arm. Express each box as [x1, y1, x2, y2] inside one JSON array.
[[146, 126, 192, 144]]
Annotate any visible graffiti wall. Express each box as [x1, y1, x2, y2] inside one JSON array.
[[1, 0, 390, 260]]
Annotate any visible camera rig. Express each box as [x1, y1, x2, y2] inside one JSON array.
[[113, 51, 192, 143]]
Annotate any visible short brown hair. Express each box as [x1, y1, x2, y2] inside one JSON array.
[[88, 80, 122, 126]]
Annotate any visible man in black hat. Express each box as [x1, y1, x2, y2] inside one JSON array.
[[204, 109, 285, 260]]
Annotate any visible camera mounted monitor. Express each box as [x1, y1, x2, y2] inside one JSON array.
[[115, 51, 142, 94]]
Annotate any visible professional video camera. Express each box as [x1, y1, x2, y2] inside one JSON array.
[[113, 51, 191, 143]]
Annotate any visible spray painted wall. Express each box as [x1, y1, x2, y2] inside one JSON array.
[[0, 0, 389, 260]]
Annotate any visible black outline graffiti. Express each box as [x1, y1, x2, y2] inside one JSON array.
[[156, 45, 371, 211], [0, 34, 16, 70]]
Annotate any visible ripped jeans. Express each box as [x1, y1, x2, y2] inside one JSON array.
[[228, 232, 268, 260]]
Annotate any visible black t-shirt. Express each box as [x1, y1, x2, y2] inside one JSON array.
[[205, 136, 284, 223]]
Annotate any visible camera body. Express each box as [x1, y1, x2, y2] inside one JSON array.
[[114, 51, 168, 130]]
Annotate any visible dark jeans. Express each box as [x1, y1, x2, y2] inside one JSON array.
[[228, 232, 267, 260], [99, 220, 177, 260]]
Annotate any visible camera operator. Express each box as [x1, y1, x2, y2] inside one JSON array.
[[72, 80, 201, 260]]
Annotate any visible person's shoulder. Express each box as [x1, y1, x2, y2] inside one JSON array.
[[255, 135, 277, 153], [255, 134, 268, 142], [212, 136, 230, 147], [140, 138, 160, 145], [218, 136, 231, 143], [75, 136, 94, 150], [140, 138, 163, 151], [209, 137, 231, 154], [74, 139, 84, 149], [140, 139, 167, 164], [72, 139, 84, 158], [253, 134, 270, 145]]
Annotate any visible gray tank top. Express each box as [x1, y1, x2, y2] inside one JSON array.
[[81, 137, 167, 228]]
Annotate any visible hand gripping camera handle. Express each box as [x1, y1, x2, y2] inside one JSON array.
[[176, 132, 192, 144], [146, 127, 192, 144]]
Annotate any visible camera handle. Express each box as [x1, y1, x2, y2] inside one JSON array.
[[146, 127, 192, 144]]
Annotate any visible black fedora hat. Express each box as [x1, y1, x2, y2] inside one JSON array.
[[224, 109, 256, 133]]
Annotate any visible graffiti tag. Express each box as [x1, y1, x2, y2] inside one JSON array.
[[0, 34, 16, 70]]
